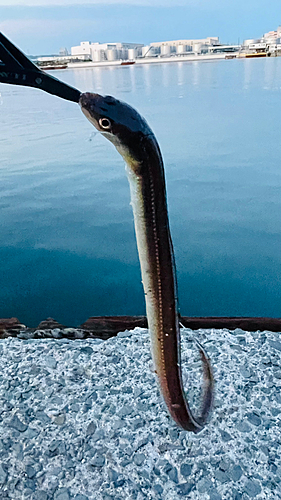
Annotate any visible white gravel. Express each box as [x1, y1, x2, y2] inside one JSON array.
[[0, 327, 280, 499]]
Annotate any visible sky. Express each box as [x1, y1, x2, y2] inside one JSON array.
[[0, 0, 280, 55]]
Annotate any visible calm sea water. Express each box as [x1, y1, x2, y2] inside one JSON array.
[[1, 57, 281, 326]]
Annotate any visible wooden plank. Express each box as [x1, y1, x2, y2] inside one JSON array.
[[179, 317, 281, 332], [80, 316, 281, 335], [0, 316, 281, 340]]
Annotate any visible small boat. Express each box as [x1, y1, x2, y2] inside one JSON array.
[[244, 52, 267, 58], [40, 65, 68, 70], [121, 60, 135, 66]]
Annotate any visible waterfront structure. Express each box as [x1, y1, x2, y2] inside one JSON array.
[[34, 27, 281, 70], [70, 41, 144, 62], [70, 37, 233, 62], [148, 37, 220, 56], [263, 26, 281, 42], [242, 26, 281, 56], [59, 47, 69, 56]]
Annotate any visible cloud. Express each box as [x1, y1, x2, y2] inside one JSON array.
[[0, 0, 195, 6], [0, 18, 84, 41], [0, 18, 91, 36], [0, 17, 100, 53], [0, 0, 276, 54]]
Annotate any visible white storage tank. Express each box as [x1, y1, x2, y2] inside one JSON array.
[[118, 48, 127, 60], [161, 44, 171, 56], [193, 42, 202, 54], [106, 49, 118, 61], [243, 39, 259, 47], [176, 44, 186, 54], [91, 50, 102, 62], [128, 48, 137, 59], [142, 45, 151, 57]]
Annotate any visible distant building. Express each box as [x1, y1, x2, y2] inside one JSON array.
[[148, 37, 220, 56], [70, 37, 224, 62], [243, 26, 281, 55], [59, 47, 69, 56], [263, 27, 281, 42], [71, 41, 144, 62]]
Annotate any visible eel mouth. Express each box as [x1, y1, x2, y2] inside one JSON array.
[[79, 92, 102, 109], [79, 93, 102, 131]]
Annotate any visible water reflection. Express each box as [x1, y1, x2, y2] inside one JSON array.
[[1, 58, 281, 324], [241, 57, 281, 91], [177, 62, 184, 87], [70, 59, 228, 98], [191, 61, 200, 87], [263, 57, 278, 90]]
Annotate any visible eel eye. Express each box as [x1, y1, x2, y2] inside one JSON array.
[[99, 117, 111, 130]]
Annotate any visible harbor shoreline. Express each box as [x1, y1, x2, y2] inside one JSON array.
[[66, 53, 227, 70]]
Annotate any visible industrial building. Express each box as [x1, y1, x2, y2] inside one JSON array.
[[70, 37, 228, 62], [34, 27, 281, 70], [37, 36, 235, 69], [146, 37, 220, 56], [242, 26, 281, 56], [70, 41, 144, 62]]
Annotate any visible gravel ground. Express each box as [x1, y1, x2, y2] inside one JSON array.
[[0, 326, 280, 500]]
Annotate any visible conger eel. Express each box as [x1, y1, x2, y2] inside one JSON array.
[[79, 92, 214, 432]]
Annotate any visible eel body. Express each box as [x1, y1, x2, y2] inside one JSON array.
[[79, 92, 214, 432]]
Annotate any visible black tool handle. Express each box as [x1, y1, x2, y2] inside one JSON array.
[[0, 32, 81, 103], [0, 65, 81, 102]]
